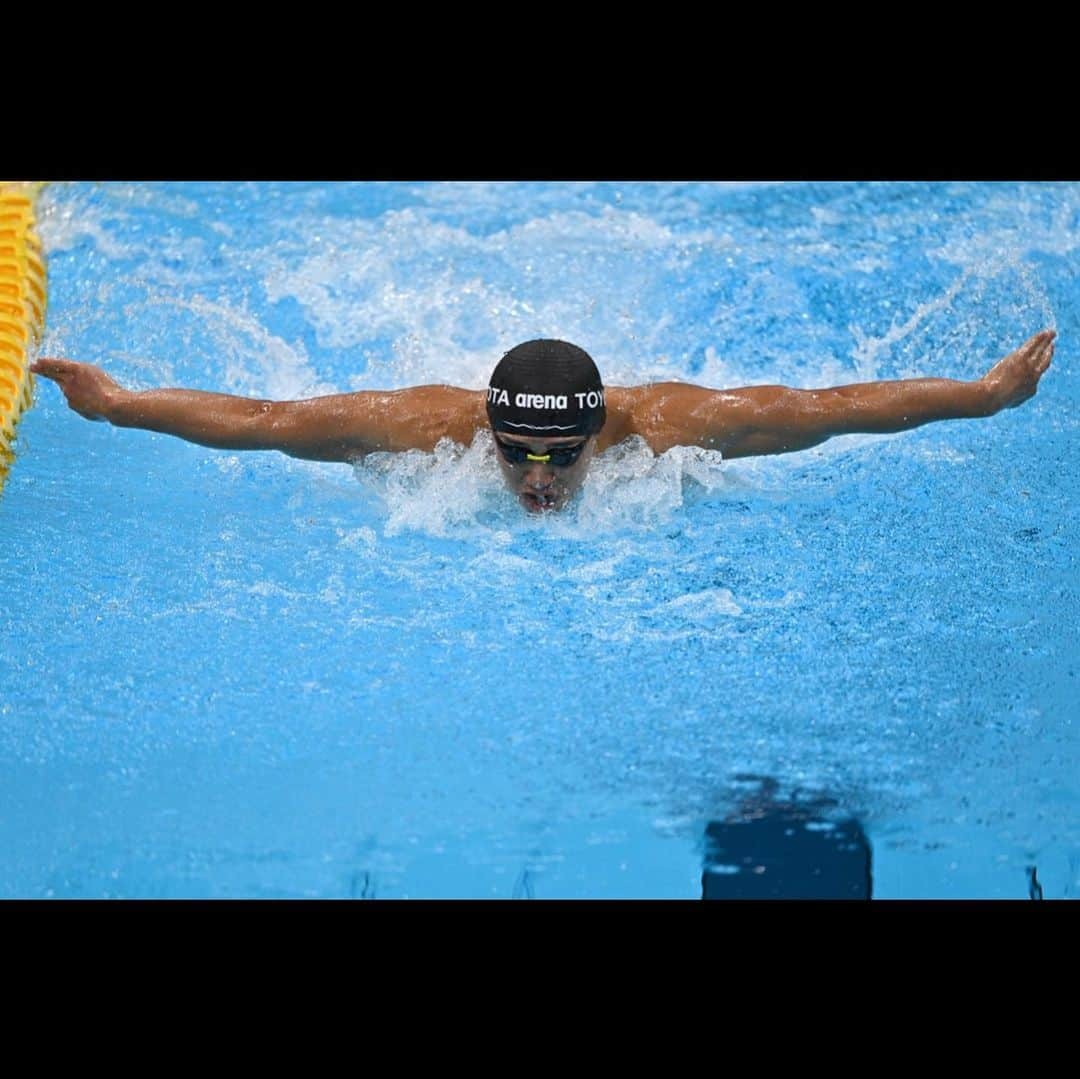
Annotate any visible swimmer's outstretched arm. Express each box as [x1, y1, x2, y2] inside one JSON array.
[[29, 359, 485, 461], [632, 330, 1056, 458]]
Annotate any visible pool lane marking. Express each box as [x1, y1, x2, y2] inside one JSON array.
[[0, 182, 47, 492]]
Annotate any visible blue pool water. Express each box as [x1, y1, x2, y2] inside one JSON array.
[[1, 181, 1076, 898]]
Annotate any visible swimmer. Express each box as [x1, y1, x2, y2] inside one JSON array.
[[32, 331, 1056, 514]]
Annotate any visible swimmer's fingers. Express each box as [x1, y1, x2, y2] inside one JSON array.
[[982, 330, 1055, 411], [1035, 332, 1055, 374], [1001, 330, 1054, 374], [1016, 330, 1055, 379], [31, 357, 81, 383], [31, 358, 122, 422]]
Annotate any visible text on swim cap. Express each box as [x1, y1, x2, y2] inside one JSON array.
[[488, 387, 605, 409]]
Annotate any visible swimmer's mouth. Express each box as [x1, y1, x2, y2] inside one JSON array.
[[520, 491, 560, 512]]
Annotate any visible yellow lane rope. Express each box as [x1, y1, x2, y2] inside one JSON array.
[[0, 181, 48, 494]]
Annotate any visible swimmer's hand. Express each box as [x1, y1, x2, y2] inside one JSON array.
[[31, 358, 127, 422], [980, 330, 1055, 413]]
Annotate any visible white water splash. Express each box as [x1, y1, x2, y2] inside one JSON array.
[[849, 268, 972, 379], [352, 431, 734, 540], [258, 204, 714, 394], [355, 432, 506, 538], [135, 292, 336, 401]]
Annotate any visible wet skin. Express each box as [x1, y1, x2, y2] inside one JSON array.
[[492, 431, 597, 513], [31, 330, 1057, 514]]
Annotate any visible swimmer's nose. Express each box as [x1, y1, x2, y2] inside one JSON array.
[[524, 461, 554, 489]]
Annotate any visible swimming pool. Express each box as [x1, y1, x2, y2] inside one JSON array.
[[1, 181, 1076, 898]]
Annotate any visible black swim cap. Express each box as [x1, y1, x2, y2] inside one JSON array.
[[486, 339, 606, 437]]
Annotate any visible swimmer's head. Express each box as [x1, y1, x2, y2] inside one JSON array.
[[486, 340, 605, 513]]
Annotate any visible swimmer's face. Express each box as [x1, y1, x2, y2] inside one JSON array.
[[492, 431, 597, 513]]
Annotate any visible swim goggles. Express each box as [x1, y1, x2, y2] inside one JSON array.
[[495, 437, 587, 467]]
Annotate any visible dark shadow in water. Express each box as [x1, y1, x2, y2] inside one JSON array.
[[702, 775, 873, 900], [512, 868, 535, 900], [1025, 865, 1043, 900], [349, 871, 377, 899]]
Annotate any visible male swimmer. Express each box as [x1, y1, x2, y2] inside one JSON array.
[[32, 332, 1056, 514]]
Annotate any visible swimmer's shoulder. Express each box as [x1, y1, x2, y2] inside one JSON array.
[[600, 383, 712, 453], [597, 386, 638, 450], [416, 384, 488, 447], [355, 384, 486, 451]]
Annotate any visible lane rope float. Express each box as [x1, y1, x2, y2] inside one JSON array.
[[0, 181, 48, 494]]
